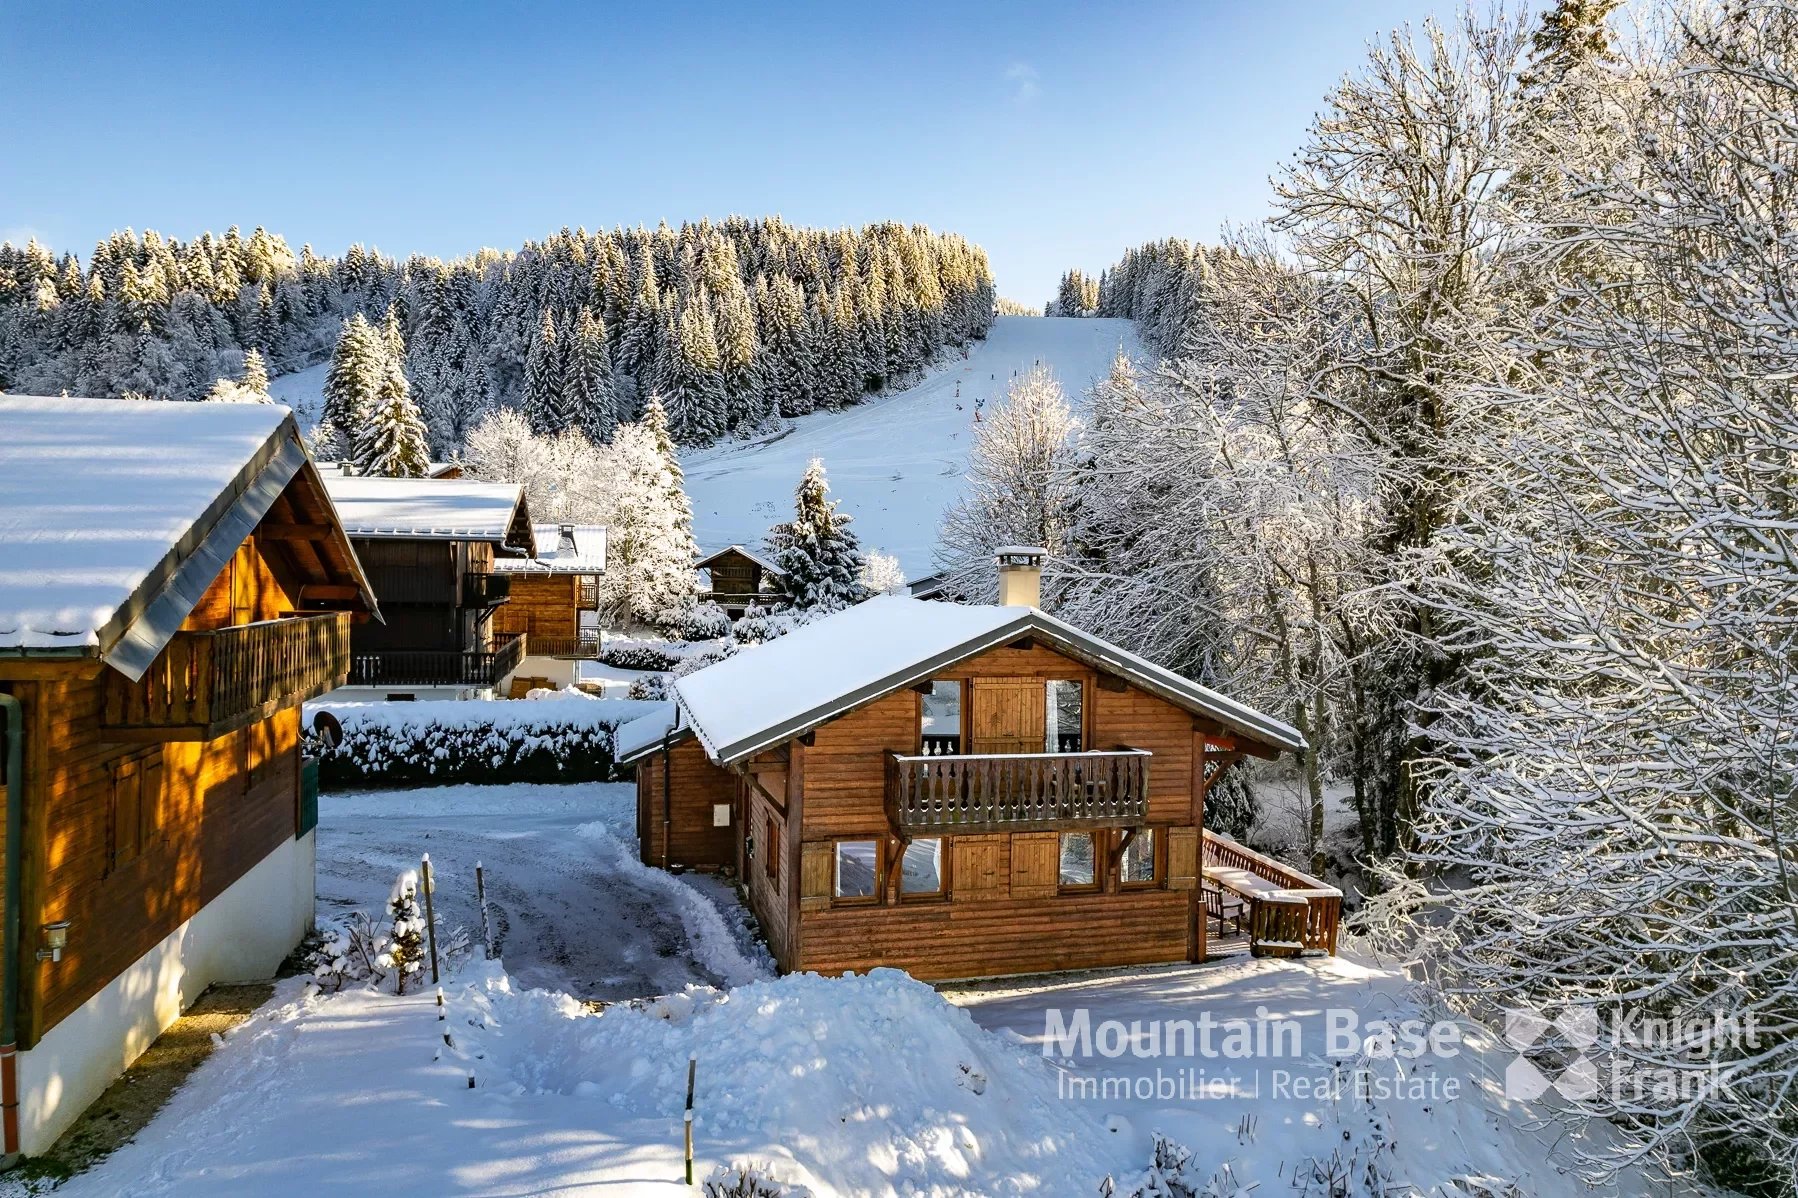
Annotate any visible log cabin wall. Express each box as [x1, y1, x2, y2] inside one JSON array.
[[492, 574, 579, 643], [0, 534, 306, 1048], [634, 737, 737, 869], [741, 776, 793, 969], [786, 638, 1206, 979]]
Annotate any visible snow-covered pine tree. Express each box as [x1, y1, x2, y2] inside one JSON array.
[[381, 871, 425, 996], [204, 346, 274, 402], [660, 298, 726, 444], [322, 313, 387, 451], [599, 412, 698, 624], [562, 306, 616, 442], [353, 355, 431, 477], [524, 307, 565, 434], [766, 458, 867, 612]]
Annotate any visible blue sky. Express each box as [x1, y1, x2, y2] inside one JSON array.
[[3, 0, 1462, 304]]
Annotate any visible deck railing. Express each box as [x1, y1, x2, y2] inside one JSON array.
[[886, 748, 1150, 834], [1203, 829, 1342, 955], [347, 633, 527, 689], [577, 579, 600, 610], [700, 590, 783, 610], [461, 572, 512, 608], [522, 631, 602, 659], [103, 612, 352, 740]]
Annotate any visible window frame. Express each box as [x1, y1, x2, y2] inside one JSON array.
[[1118, 827, 1160, 890], [896, 836, 949, 902], [917, 678, 968, 755], [1056, 829, 1102, 894], [831, 838, 884, 905], [763, 813, 780, 888], [1044, 678, 1087, 753]]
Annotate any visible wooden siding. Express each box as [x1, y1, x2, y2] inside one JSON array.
[[634, 737, 736, 869], [492, 573, 579, 643]]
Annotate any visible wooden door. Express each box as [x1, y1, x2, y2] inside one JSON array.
[[970, 678, 1045, 755]]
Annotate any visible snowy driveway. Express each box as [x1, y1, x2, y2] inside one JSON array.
[[316, 782, 770, 1000]]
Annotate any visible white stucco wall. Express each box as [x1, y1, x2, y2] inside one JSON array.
[[508, 656, 580, 690], [14, 832, 315, 1156]]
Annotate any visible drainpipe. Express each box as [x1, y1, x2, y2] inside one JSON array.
[[1, 691, 24, 1164], [660, 732, 673, 870]]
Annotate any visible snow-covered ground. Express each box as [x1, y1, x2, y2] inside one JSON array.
[[316, 783, 769, 1000], [32, 781, 1680, 1197], [686, 316, 1142, 577], [267, 359, 327, 430]]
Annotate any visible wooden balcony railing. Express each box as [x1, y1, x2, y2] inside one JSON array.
[[102, 612, 352, 741], [886, 748, 1150, 834], [1202, 829, 1341, 956], [701, 591, 783, 610], [522, 632, 602, 659], [347, 633, 527, 689], [461, 572, 512, 609], [577, 580, 600, 611]]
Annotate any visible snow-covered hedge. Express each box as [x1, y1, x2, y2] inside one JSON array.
[[677, 602, 733, 641], [306, 697, 668, 789], [600, 641, 688, 672]]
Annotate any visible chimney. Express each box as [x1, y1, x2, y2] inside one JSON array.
[[557, 523, 577, 555], [995, 546, 1046, 608]]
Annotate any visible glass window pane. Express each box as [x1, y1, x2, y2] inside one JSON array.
[[1121, 830, 1155, 884], [922, 681, 962, 754], [835, 840, 879, 898], [1046, 680, 1083, 752], [1059, 832, 1095, 887], [900, 839, 944, 894]]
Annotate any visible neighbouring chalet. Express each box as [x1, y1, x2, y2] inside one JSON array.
[[620, 549, 1341, 982], [491, 523, 607, 692], [321, 473, 536, 700], [0, 395, 378, 1159], [696, 545, 786, 616]]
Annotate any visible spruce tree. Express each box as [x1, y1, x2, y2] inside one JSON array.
[[523, 307, 565, 434], [239, 347, 270, 399], [563, 306, 616, 441], [766, 457, 867, 612], [353, 356, 431, 477], [321, 313, 385, 449]]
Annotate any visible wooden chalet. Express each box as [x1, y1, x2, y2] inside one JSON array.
[[491, 524, 606, 691], [0, 395, 378, 1159], [696, 545, 785, 617], [320, 473, 536, 699], [620, 549, 1340, 982]]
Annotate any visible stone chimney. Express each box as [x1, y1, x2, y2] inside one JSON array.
[[557, 523, 577, 555], [995, 546, 1046, 608]]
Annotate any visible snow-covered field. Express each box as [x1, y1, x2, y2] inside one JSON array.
[[686, 316, 1142, 576], [267, 359, 327, 430], [26, 781, 1680, 1197]]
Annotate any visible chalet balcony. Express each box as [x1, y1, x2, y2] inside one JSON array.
[[523, 631, 602, 659], [102, 612, 352, 741], [885, 748, 1150, 835], [346, 632, 527, 689], [701, 590, 783, 610], [461, 572, 512, 609]]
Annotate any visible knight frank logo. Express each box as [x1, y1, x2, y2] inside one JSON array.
[[1503, 1006, 1601, 1101]]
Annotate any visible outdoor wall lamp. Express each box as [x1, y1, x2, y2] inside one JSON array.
[[37, 920, 70, 964]]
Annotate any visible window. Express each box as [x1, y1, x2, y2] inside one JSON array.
[[1120, 829, 1157, 887], [1058, 831, 1097, 890], [763, 815, 779, 884], [921, 681, 962, 754], [834, 840, 880, 900], [899, 838, 945, 898], [1046, 680, 1083, 752]]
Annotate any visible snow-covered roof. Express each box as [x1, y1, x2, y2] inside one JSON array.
[[696, 544, 786, 576], [672, 594, 1306, 764], [322, 474, 532, 548], [493, 524, 607, 574], [0, 395, 375, 677], [613, 702, 684, 764]]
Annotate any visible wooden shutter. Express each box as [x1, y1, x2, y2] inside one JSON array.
[[1010, 831, 1059, 900], [1166, 826, 1198, 891], [800, 841, 833, 911], [109, 756, 145, 872], [952, 835, 1008, 902], [970, 679, 1046, 755]]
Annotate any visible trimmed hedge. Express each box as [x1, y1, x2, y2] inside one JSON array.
[[305, 698, 664, 789], [600, 641, 687, 672]]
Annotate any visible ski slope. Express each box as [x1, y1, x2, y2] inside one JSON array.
[[685, 315, 1143, 578]]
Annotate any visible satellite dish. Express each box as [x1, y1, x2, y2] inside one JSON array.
[[311, 710, 344, 750]]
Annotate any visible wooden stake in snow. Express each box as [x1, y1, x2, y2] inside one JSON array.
[[683, 1053, 697, 1185], [420, 853, 441, 984], [475, 861, 493, 959]]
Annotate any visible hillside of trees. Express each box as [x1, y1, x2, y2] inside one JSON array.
[[951, 2, 1798, 1192], [0, 218, 995, 451]]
